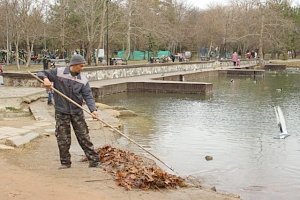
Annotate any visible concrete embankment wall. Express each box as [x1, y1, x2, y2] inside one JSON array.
[[92, 83, 128, 98], [82, 61, 216, 81], [2, 60, 257, 87], [82, 60, 256, 81], [92, 81, 213, 98]]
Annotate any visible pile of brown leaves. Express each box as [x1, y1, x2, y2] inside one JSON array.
[[94, 145, 186, 190]]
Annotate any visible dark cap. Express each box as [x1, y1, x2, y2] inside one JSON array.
[[70, 54, 85, 66]]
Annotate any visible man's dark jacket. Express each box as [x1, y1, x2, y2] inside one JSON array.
[[37, 66, 97, 114]]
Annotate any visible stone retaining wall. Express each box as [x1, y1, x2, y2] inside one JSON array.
[[83, 61, 215, 81], [2, 60, 257, 87], [2, 73, 42, 87]]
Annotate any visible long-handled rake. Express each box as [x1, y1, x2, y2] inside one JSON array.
[[28, 71, 176, 173]]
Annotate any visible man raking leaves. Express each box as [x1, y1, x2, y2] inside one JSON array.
[[37, 54, 101, 169]]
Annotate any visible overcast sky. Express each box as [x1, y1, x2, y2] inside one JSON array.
[[184, 0, 300, 9], [184, 0, 228, 9]]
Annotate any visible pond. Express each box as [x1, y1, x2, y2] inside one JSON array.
[[99, 70, 300, 200]]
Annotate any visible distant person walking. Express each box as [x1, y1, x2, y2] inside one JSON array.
[[0, 64, 3, 85], [37, 54, 100, 169], [170, 54, 175, 62], [47, 82, 54, 105], [231, 52, 238, 66], [0, 64, 3, 74]]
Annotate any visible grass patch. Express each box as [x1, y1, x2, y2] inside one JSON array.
[[127, 60, 148, 65], [5, 107, 19, 111], [3, 64, 43, 73]]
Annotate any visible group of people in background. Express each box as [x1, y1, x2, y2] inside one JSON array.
[[231, 50, 258, 67], [246, 50, 258, 59]]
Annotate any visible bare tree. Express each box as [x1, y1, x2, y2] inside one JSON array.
[[18, 0, 44, 67], [10, 0, 22, 69], [72, 0, 106, 65]]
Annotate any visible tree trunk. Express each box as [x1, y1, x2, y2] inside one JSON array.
[[124, 0, 134, 60], [14, 41, 20, 70], [6, 13, 10, 66], [96, 1, 107, 65], [125, 23, 132, 60], [258, 12, 265, 67], [86, 41, 92, 66], [25, 36, 31, 67]]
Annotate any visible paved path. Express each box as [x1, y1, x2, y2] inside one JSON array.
[[0, 97, 55, 149], [0, 87, 45, 98], [0, 98, 123, 150], [0, 86, 46, 110], [29, 100, 54, 121]]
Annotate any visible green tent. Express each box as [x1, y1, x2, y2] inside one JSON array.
[[116, 50, 171, 60], [117, 50, 146, 61], [117, 50, 125, 58], [131, 51, 145, 60], [157, 50, 171, 58]]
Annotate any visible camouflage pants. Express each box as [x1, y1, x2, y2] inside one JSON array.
[[55, 111, 99, 166]]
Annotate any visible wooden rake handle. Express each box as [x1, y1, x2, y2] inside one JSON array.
[[28, 71, 176, 174]]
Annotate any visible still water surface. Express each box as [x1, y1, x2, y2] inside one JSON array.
[[99, 71, 300, 200]]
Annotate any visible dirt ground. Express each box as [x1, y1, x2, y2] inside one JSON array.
[[0, 115, 240, 200]]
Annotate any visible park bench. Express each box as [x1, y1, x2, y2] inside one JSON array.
[[110, 58, 127, 65], [49, 59, 66, 68]]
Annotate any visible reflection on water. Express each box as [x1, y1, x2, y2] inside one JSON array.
[[99, 71, 300, 200]]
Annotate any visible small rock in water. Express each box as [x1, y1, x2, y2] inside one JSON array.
[[205, 155, 213, 161], [211, 186, 217, 192], [118, 110, 137, 117]]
